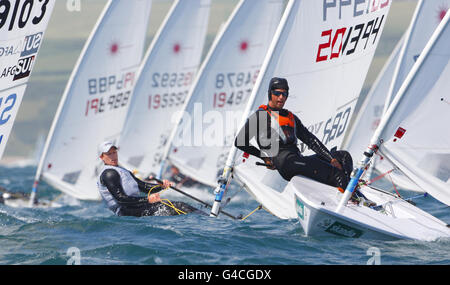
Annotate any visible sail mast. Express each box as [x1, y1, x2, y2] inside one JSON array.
[[382, 0, 424, 115], [158, 0, 245, 179], [337, 9, 450, 212], [342, 0, 450, 193], [31, 0, 151, 204], [31, 1, 115, 206], [162, 0, 284, 187], [117, 0, 210, 179], [341, 34, 405, 155], [209, 0, 296, 217], [122, 0, 182, 179]]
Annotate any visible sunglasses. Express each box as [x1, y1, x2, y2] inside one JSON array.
[[272, 90, 288, 98]]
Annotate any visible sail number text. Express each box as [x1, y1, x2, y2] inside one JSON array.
[[215, 71, 259, 89], [0, 0, 51, 31], [146, 71, 195, 110], [0, 93, 16, 125], [213, 89, 251, 109], [148, 91, 188, 110], [316, 15, 384, 62], [151, 72, 194, 88], [85, 72, 135, 116], [323, 0, 389, 21], [88, 72, 135, 95], [85, 91, 130, 116], [212, 70, 258, 109]]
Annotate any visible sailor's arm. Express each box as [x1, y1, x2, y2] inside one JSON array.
[[234, 112, 263, 158], [294, 116, 334, 163], [235, 111, 276, 169], [129, 172, 166, 194], [100, 169, 149, 206]]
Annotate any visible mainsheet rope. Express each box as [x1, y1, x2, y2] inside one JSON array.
[[147, 185, 187, 215]]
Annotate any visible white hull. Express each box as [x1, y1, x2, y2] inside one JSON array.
[[234, 161, 295, 219], [291, 177, 450, 241]]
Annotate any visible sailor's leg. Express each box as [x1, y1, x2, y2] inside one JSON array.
[[118, 201, 200, 217], [328, 150, 372, 201], [273, 151, 333, 184], [118, 203, 161, 217], [147, 201, 199, 216], [171, 201, 204, 215], [330, 149, 353, 178], [328, 166, 350, 189], [273, 150, 352, 189]]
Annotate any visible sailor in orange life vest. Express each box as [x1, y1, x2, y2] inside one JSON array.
[[234, 77, 354, 191]]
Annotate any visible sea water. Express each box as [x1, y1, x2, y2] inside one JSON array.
[[0, 165, 449, 265]]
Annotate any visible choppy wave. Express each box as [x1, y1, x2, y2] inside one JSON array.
[[0, 158, 37, 169], [0, 165, 449, 265]]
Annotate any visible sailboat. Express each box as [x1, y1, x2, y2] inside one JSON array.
[[343, 35, 405, 168], [0, 0, 56, 160], [165, 0, 284, 187], [342, 0, 450, 193], [118, 0, 211, 180], [0, 0, 56, 208], [30, 0, 152, 205], [211, 0, 394, 218], [342, 33, 423, 193], [296, 9, 450, 240]]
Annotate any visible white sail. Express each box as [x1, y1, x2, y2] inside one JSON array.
[[343, 1, 450, 193], [374, 0, 450, 192], [32, 0, 152, 201], [313, 9, 450, 240], [342, 34, 422, 192], [375, 10, 450, 206], [232, 0, 392, 219], [0, 0, 56, 159], [383, 0, 450, 113], [343, 36, 404, 161], [167, 0, 284, 187], [118, 0, 211, 177]]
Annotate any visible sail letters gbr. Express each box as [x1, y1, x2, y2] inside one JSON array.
[[299, 0, 390, 153]]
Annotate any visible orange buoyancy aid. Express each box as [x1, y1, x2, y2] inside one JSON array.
[[259, 105, 297, 144]]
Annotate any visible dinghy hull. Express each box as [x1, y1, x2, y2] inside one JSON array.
[[294, 194, 403, 240], [290, 176, 450, 241], [2, 196, 59, 208]]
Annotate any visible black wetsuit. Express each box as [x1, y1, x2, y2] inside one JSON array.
[[234, 106, 353, 188], [99, 169, 198, 217]]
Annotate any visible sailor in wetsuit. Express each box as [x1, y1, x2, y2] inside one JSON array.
[[234, 77, 354, 190], [97, 141, 198, 217]]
